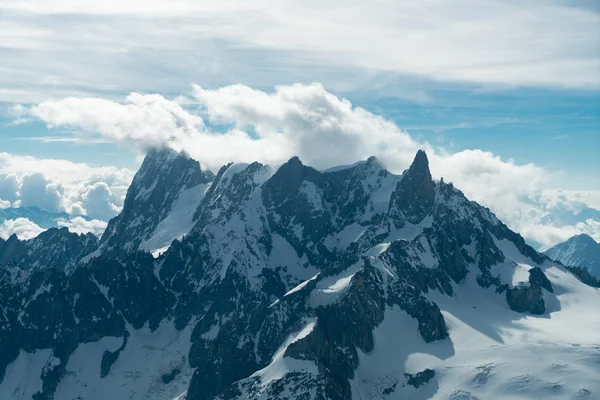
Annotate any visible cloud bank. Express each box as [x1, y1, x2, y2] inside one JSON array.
[[23, 82, 600, 248], [0, 218, 45, 240], [0, 152, 133, 220], [56, 217, 107, 237]]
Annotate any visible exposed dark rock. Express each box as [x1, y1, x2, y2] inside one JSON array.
[[382, 382, 397, 395], [506, 267, 553, 314], [545, 234, 600, 277], [101, 147, 214, 257], [162, 367, 181, 384], [506, 283, 545, 314], [389, 282, 449, 342], [529, 267, 553, 293], [389, 150, 436, 226], [0, 228, 98, 271], [101, 333, 128, 378], [404, 368, 435, 388], [565, 265, 600, 288], [0, 150, 577, 400]]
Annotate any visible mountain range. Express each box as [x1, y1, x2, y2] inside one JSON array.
[[0, 207, 74, 229], [0, 148, 598, 400], [544, 233, 600, 282]]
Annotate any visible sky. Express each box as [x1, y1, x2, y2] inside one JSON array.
[[0, 0, 599, 248]]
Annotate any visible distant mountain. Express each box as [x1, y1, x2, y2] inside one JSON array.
[[544, 234, 600, 277], [0, 206, 72, 229], [0, 228, 98, 272], [0, 149, 598, 400]]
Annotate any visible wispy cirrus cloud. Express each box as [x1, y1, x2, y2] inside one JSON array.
[[0, 0, 598, 103], [10, 136, 112, 144]]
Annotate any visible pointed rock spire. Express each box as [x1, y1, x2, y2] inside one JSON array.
[[389, 150, 436, 225]]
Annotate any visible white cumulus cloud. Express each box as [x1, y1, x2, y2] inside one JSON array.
[[0, 174, 20, 205], [56, 216, 108, 237], [19, 173, 65, 212], [0, 152, 134, 219], [0, 218, 45, 240]]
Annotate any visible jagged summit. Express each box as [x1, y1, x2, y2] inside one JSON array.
[[545, 233, 600, 277], [99, 146, 214, 257], [0, 226, 98, 271], [570, 233, 598, 245], [389, 149, 435, 225]]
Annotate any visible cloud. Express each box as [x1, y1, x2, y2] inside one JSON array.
[[19, 173, 65, 212], [518, 189, 600, 249], [79, 182, 121, 220], [10, 136, 111, 144], [0, 152, 133, 219], [0, 174, 20, 204], [30, 94, 205, 149], [1, 0, 599, 103], [0, 218, 45, 240], [56, 216, 107, 236], [191, 83, 420, 170]]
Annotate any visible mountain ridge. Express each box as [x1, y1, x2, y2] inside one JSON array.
[[544, 233, 599, 275], [0, 149, 598, 400]]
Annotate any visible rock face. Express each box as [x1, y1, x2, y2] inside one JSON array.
[[0, 228, 98, 271], [0, 149, 591, 400], [505, 267, 553, 315], [100, 147, 214, 257], [389, 149, 436, 226], [545, 234, 600, 277]]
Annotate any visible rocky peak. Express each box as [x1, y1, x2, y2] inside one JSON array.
[[267, 156, 320, 194], [0, 227, 98, 271], [570, 233, 598, 246], [544, 233, 600, 276], [129, 147, 212, 193], [389, 149, 436, 225], [99, 147, 215, 257]]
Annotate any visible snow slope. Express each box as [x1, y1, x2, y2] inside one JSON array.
[[351, 240, 600, 400], [54, 321, 195, 400], [139, 183, 210, 255]]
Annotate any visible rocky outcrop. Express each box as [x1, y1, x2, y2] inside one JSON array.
[[506, 267, 553, 314], [405, 368, 435, 388], [389, 149, 436, 226]]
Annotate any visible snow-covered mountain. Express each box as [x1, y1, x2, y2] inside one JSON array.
[[0, 207, 73, 229], [0, 227, 98, 271], [545, 233, 600, 277], [0, 149, 598, 400], [99, 147, 214, 258]]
